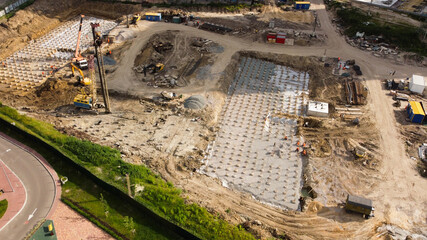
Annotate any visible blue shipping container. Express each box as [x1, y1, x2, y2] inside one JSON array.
[[145, 13, 162, 21], [407, 101, 426, 124], [295, 1, 310, 10]]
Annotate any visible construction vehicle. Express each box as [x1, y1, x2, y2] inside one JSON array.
[[146, 63, 164, 74], [131, 14, 141, 24], [161, 91, 178, 100], [91, 22, 111, 113], [70, 63, 92, 85], [73, 88, 93, 109], [344, 195, 375, 219], [72, 15, 88, 69], [153, 42, 173, 52], [354, 147, 367, 158]]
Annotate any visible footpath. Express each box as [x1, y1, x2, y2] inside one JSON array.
[[0, 158, 26, 230]]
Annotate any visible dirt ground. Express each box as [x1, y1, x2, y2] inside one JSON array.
[[386, 91, 427, 177], [129, 30, 223, 88], [1, 0, 427, 239]]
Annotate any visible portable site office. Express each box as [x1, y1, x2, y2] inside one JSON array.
[[295, 1, 311, 10], [345, 195, 374, 218], [145, 13, 162, 21], [407, 101, 426, 124], [276, 32, 286, 44]]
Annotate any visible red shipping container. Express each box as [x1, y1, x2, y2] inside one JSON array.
[[276, 32, 286, 44], [267, 33, 277, 43], [276, 36, 286, 44]]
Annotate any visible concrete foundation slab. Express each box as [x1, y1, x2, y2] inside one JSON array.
[[0, 16, 117, 90], [203, 57, 309, 210]]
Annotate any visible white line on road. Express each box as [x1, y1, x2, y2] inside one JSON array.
[[0, 158, 28, 232], [28, 208, 37, 221]]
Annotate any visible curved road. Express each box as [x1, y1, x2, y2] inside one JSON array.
[[0, 134, 57, 240]]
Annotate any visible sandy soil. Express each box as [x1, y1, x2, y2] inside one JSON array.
[[0, 0, 427, 239]]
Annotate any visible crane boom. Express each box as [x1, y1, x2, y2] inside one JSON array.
[[91, 22, 111, 113], [74, 15, 84, 59], [72, 15, 88, 69]]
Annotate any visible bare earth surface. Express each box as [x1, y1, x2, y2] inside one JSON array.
[[107, 0, 427, 237]]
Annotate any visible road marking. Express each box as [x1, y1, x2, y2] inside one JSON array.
[[28, 208, 37, 221], [0, 148, 28, 232]]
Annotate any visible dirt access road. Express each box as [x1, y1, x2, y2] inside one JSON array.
[[110, 0, 427, 235]]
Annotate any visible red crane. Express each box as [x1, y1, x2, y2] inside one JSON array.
[[72, 15, 88, 69]]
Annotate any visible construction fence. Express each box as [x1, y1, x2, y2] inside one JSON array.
[[0, 0, 31, 18]]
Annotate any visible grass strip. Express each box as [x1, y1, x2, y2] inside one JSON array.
[[0, 199, 8, 219]]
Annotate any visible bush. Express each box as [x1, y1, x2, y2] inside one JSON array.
[[336, 7, 427, 56], [0, 199, 8, 218]]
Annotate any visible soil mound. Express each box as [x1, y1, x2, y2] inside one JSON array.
[[34, 78, 79, 110], [184, 95, 207, 109]]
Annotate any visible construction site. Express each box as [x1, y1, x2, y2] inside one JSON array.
[[0, 0, 426, 239]]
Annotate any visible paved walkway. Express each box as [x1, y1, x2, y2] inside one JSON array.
[[51, 201, 114, 240], [0, 159, 26, 230]]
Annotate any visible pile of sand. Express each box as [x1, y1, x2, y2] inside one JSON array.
[[184, 95, 207, 109]]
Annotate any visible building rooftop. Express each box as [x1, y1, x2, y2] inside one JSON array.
[[412, 75, 425, 86], [308, 101, 328, 113]]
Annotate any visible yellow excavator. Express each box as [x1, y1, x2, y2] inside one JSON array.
[[146, 63, 164, 74], [73, 88, 93, 109], [131, 14, 141, 24], [70, 63, 92, 86]]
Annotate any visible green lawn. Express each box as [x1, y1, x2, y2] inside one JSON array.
[[0, 199, 8, 219], [29, 220, 57, 240]]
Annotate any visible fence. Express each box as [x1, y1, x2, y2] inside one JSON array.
[[0, 0, 30, 18]]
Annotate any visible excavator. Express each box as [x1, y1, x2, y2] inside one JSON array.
[[131, 14, 141, 25], [70, 63, 92, 85], [145, 63, 164, 74], [73, 88, 93, 109], [72, 15, 88, 69]]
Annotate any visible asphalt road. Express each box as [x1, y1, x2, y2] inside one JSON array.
[[0, 135, 56, 240]]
